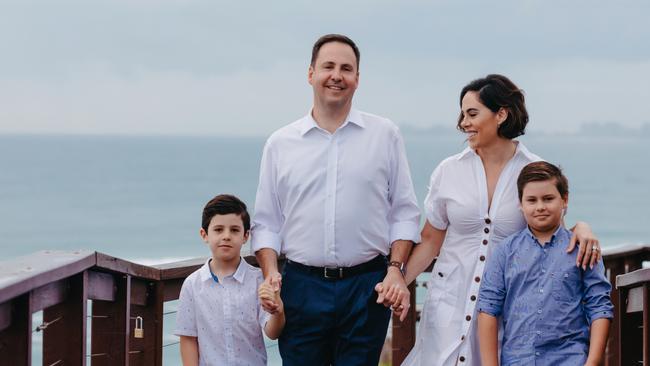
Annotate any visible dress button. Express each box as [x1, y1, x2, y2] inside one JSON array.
[[479, 255, 486, 261], [461, 335, 465, 341], [438, 272, 444, 277], [485, 218, 491, 224], [470, 295, 476, 301], [465, 315, 472, 321], [484, 227, 490, 234], [474, 276, 480, 283], [459, 356, 466, 362], [482, 239, 488, 245]]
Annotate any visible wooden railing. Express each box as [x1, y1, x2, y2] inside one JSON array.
[[616, 266, 650, 365], [390, 243, 650, 366], [1, 245, 649, 366]]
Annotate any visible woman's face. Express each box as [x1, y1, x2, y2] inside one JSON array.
[[459, 91, 507, 149]]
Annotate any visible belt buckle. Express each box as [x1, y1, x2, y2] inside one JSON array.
[[324, 267, 343, 279]]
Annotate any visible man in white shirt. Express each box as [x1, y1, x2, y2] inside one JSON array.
[[251, 34, 420, 365]]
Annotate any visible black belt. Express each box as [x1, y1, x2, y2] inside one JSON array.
[[287, 255, 387, 280]]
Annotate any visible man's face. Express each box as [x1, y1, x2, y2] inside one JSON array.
[[308, 41, 359, 109], [520, 179, 568, 236], [200, 213, 248, 262]]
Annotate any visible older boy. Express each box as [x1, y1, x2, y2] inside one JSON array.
[[477, 162, 613, 366], [175, 194, 285, 366]]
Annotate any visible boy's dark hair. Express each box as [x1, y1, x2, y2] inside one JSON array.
[[457, 74, 529, 139], [311, 34, 360, 69], [517, 161, 569, 201], [201, 194, 251, 232]]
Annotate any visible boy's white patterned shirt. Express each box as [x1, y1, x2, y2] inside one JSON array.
[[175, 258, 271, 366]]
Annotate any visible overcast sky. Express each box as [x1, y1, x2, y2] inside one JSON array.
[[1, 0, 648, 136]]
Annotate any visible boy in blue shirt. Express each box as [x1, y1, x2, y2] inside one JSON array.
[[477, 161, 613, 366]]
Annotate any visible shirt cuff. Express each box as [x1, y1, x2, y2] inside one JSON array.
[[477, 302, 501, 317], [426, 213, 448, 231], [389, 221, 420, 244], [251, 230, 282, 254], [588, 310, 614, 323]]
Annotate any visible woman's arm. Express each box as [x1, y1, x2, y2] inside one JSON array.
[[180, 336, 199, 366], [403, 221, 446, 286]]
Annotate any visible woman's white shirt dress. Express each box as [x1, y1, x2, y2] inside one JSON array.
[[402, 142, 541, 366]]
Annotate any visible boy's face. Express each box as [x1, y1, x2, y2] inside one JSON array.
[[520, 179, 568, 235], [200, 213, 248, 262]]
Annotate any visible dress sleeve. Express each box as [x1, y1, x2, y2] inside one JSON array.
[[174, 278, 197, 337], [423, 163, 448, 230], [250, 139, 283, 255]]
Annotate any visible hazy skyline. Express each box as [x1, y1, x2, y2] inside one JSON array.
[[1, 1, 648, 136]]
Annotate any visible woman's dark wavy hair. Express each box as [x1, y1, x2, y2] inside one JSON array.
[[457, 74, 529, 139]]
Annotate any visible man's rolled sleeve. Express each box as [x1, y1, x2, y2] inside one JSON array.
[[387, 127, 421, 245], [582, 261, 614, 323], [251, 140, 283, 255], [477, 242, 507, 317]]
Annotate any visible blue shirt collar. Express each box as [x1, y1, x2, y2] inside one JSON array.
[[524, 225, 569, 248]]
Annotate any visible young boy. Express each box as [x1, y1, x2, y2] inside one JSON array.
[[175, 194, 285, 366], [477, 162, 613, 366]]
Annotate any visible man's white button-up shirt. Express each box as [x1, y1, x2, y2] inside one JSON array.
[[174, 258, 270, 366], [251, 109, 420, 267]]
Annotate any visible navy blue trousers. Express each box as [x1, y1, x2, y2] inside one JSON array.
[[278, 262, 391, 366]]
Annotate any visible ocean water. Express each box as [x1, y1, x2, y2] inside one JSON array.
[[2, 133, 648, 364]]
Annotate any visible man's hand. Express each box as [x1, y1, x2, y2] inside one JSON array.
[[567, 221, 601, 270], [259, 272, 282, 314], [258, 280, 284, 315], [376, 267, 411, 321]]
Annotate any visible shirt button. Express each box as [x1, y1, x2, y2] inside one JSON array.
[[537, 309, 542, 314], [465, 315, 472, 321], [482, 239, 488, 245], [539, 289, 544, 293], [474, 276, 480, 283], [536, 331, 541, 335], [459, 356, 466, 362], [479, 255, 486, 261], [484, 227, 490, 234], [485, 218, 491, 224], [470, 295, 477, 301], [535, 352, 540, 356]]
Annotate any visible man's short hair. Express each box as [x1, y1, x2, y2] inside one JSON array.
[[201, 194, 251, 232], [310, 34, 360, 68], [457, 74, 529, 139], [517, 161, 569, 201]]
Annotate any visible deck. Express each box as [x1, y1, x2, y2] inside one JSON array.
[[1, 245, 650, 365]]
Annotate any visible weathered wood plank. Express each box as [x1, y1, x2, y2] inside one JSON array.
[[0, 294, 31, 366], [162, 278, 184, 302], [88, 270, 116, 301], [0, 301, 10, 332], [627, 286, 645, 313], [0, 250, 96, 304], [96, 252, 160, 280], [129, 281, 164, 366], [617, 267, 650, 289], [130, 278, 148, 307], [30, 279, 68, 313], [43, 272, 88, 366]]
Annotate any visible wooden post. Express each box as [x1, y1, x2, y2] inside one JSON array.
[[0, 294, 31, 366], [43, 272, 88, 366], [645, 284, 649, 366], [391, 281, 417, 366], [92, 274, 131, 366]]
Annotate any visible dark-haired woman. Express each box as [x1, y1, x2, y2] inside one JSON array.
[[399, 75, 601, 365]]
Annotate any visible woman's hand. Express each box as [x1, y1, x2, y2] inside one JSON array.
[[567, 221, 601, 269]]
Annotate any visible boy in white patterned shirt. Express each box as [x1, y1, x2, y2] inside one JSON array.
[[175, 194, 285, 366]]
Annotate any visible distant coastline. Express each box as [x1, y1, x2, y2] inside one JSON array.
[[398, 121, 650, 138]]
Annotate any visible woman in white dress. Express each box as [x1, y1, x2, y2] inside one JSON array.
[[397, 74, 601, 366]]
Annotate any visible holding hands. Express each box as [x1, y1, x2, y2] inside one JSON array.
[[375, 266, 411, 322], [259, 272, 283, 314]]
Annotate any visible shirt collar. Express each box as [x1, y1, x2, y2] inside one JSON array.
[[199, 257, 247, 284], [457, 140, 533, 161], [524, 224, 567, 247], [298, 108, 365, 136]]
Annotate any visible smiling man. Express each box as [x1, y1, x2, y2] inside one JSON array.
[[251, 34, 420, 365]]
